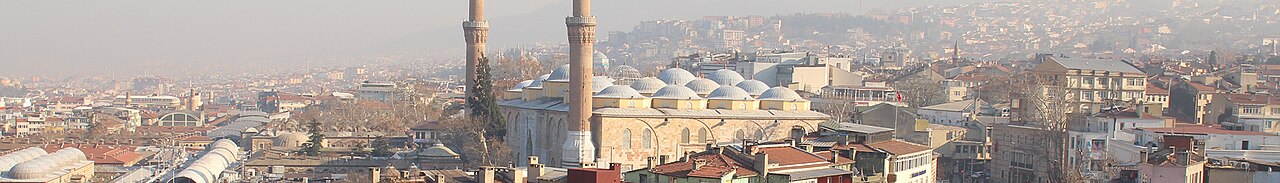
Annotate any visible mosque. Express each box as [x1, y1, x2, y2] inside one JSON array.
[[500, 65, 829, 170]]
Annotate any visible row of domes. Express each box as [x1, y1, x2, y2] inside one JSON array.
[[511, 66, 805, 101], [1, 148, 88, 180]]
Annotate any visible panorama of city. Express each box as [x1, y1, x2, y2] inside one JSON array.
[[2, 0, 1280, 183]]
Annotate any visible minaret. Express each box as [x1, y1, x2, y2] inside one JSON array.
[[563, 0, 597, 168], [463, 0, 489, 107]]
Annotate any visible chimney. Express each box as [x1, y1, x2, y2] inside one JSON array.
[[527, 156, 543, 179], [433, 174, 447, 183], [507, 167, 526, 183], [478, 166, 496, 183], [754, 152, 770, 179], [692, 159, 708, 170], [370, 167, 380, 183], [828, 149, 839, 163]]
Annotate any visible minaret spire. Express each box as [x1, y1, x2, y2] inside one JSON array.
[[463, 0, 489, 108], [563, 0, 597, 168]]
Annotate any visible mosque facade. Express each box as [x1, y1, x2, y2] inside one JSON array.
[[500, 66, 829, 170]]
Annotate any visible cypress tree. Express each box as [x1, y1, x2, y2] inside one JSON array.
[[470, 55, 507, 138]]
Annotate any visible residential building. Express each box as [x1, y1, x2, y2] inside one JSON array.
[[1029, 57, 1147, 114], [624, 143, 857, 183], [1216, 93, 1280, 133], [1135, 135, 1206, 183]]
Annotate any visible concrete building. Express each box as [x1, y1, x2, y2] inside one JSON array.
[[1135, 135, 1206, 183], [1029, 57, 1147, 114], [112, 95, 181, 110], [989, 124, 1063, 183], [357, 81, 397, 102], [500, 67, 827, 170], [1216, 93, 1280, 133]]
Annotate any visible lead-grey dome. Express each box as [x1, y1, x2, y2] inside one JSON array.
[[759, 87, 806, 101], [525, 74, 552, 89], [707, 86, 754, 100], [609, 65, 642, 80], [546, 64, 571, 82], [630, 77, 666, 94], [591, 76, 616, 92], [735, 80, 770, 96], [594, 85, 645, 98], [509, 80, 535, 91], [684, 78, 720, 95], [658, 68, 696, 85], [651, 85, 702, 99], [707, 69, 745, 85]]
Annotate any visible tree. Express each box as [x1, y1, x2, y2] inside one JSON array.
[[301, 119, 325, 156], [470, 55, 507, 138], [371, 136, 395, 157], [895, 78, 946, 107], [440, 117, 513, 167], [1008, 72, 1090, 183]]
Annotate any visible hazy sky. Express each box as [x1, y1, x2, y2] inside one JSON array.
[[0, 0, 1000, 77]]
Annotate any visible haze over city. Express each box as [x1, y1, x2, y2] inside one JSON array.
[[1, 0, 1279, 183]]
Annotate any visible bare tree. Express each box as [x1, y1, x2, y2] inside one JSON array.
[[1010, 72, 1087, 183], [440, 117, 513, 167], [895, 78, 946, 107]]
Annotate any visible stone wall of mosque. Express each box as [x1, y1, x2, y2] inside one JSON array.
[[501, 105, 825, 170]]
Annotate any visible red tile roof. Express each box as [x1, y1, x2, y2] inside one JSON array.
[[1146, 84, 1169, 95], [866, 140, 931, 155], [757, 146, 831, 166], [1138, 125, 1276, 136], [42, 144, 145, 166], [1224, 93, 1280, 105], [649, 153, 759, 178]]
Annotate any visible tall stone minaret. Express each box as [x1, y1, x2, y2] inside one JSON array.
[[562, 0, 597, 168], [463, 0, 489, 106]]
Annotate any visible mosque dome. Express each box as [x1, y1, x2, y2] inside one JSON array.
[[735, 80, 770, 96], [706, 69, 745, 86], [707, 86, 754, 100], [510, 80, 535, 91], [652, 85, 702, 99], [609, 65, 642, 80], [591, 76, 615, 92], [419, 142, 461, 159], [546, 64, 572, 82], [629, 77, 667, 94], [593, 52, 609, 60], [684, 78, 720, 96], [759, 87, 806, 101], [9, 159, 52, 179], [525, 74, 552, 89], [273, 132, 308, 147], [658, 68, 696, 85], [595, 85, 645, 98]]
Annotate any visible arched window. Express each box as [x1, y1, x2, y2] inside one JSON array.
[[620, 129, 632, 149], [735, 129, 746, 141], [790, 126, 806, 140], [698, 128, 709, 144], [680, 128, 691, 144], [642, 128, 653, 149]]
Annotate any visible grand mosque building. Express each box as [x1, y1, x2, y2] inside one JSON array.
[[499, 66, 830, 170]]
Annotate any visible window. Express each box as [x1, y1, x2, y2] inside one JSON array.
[[620, 129, 632, 149], [1082, 77, 1094, 85], [642, 128, 653, 149], [681, 128, 691, 144], [1082, 91, 1094, 101], [1243, 106, 1262, 114], [698, 128, 709, 144], [1272, 108, 1279, 115], [1098, 77, 1108, 86]]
